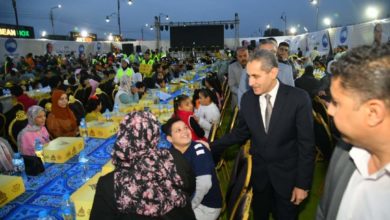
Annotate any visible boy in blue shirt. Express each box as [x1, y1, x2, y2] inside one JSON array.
[[163, 117, 222, 220]]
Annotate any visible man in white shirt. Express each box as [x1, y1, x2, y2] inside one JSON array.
[[316, 44, 390, 220], [228, 47, 248, 109]]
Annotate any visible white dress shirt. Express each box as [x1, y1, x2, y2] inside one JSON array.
[[258, 80, 279, 129], [336, 147, 390, 220]]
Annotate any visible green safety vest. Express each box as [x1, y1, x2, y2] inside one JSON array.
[[129, 54, 135, 63], [140, 59, 154, 65], [116, 67, 134, 80]]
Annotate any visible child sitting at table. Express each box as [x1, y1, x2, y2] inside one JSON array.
[[204, 72, 223, 109], [173, 94, 206, 141], [195, 89, 220, 139], [10, 85, 37, 112], [85, 95, 104, 122], [155, 78, 166, 89], [114, 75, 139, 108], [163, 118, 222, 220], [17, 105, 49, 175]]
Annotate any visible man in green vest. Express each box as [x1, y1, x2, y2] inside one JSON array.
[[114, 59, 134, 84], [140, 51, 154, 65]]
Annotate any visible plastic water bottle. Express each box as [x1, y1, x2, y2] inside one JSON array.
[[104, 109, 111, 121], [113, 104, 119, 116], [78, 151, 89, 182], [156, 91, 161, 104], [168, 105, 173, 114], [34, 138, 44, 163], [80, 118, 88, 141], [37, 210, 55, 220], [12, 153, 27, 183], [60, 193, 76, 220]]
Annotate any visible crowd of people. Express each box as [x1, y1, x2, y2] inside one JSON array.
[[0, 37, 389, 220]]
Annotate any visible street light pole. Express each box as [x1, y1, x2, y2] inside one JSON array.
[[50, 10, 54, 34], [316, 5, 319, 31], [50, 5, 61, 35], [155, 13, 169, 50], [117, 0, 121, 36], [281, 12, 287, 35], [310, 0, 320, 31], [155, 16, 159, 50], [11, 0, 19, 29]]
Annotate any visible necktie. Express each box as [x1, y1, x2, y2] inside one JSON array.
[[264, 94, 272, 133]]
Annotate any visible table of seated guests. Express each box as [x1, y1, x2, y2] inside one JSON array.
[[0, 86, 51, 113], [0, 66, 209, 220]]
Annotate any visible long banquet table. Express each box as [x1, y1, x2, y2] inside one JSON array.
[[0, 137, 115, 220]]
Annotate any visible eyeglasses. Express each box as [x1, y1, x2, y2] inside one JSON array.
[[278, 48, 289, 52]]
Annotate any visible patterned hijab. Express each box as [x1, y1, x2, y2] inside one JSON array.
[[119, 75, 132, 93], [112, 111, 187, 216], [0, 138, 14, 173]]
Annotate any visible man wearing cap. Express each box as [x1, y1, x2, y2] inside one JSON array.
[[114, 59, 134, 84]]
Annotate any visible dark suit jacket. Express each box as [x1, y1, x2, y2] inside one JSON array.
[[212, 82, 315, 197], [316, 145, 355, 220]]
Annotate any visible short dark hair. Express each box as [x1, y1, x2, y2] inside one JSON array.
[[173, 94, 190, 114], [199, 88, 218, 105], [156, 78, 165, 85], [259, 38, 277, 47], [10, 85, 23, 97], [86, 96, 101, 113], [135, 81, 145, 89], [162, 117, 182, 136], [331, 44, 390, 107], [278, 42, 290, 48], [248, 49, 278, 72]]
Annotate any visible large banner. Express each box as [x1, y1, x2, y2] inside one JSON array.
[[305, 30, 331, 56], [0, 38, 112, 63], [1, 19, 389, 63]]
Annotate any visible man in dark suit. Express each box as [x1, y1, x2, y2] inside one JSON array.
[[317, 44, 390, 219], [212, 50, 315, 220]]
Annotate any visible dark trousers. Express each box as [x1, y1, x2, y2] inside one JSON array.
[[251, 182, 298, 220]]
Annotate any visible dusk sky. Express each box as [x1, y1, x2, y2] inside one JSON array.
[[1, 0, 389, 40]]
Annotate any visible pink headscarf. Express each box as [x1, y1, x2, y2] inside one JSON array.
[[88, 79, 99, 98]]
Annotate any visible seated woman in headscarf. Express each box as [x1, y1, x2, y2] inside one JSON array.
[[91, 111, 196, 220], [0, 138, 14, 175], [114, 75, 139, 108], [17, 105, 50, 156], [46, 89, 78, 138]]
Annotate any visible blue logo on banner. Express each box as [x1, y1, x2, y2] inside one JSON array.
[[322, 34, 328, 48], [340, 26, 348, 44], [79, 45, 85, 54], [97, 42, 101, 51], [5, 38, 17, 53]]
